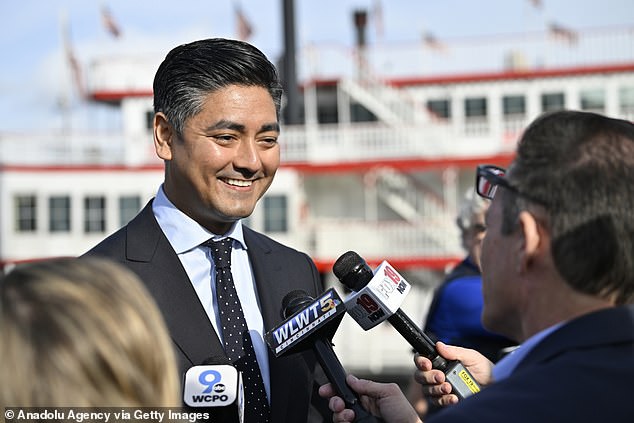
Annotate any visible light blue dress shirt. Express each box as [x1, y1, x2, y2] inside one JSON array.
[[152, 186, 270, 401], [492, 322, 564, 381]]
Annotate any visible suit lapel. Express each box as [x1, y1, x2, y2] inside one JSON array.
[[243, 227, 287, 329], [244, 227, 302, 421], [125, 203, 225, 368]]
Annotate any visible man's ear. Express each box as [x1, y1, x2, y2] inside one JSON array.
[[517, 210, 542, 273], [154, 112, 174, 160]]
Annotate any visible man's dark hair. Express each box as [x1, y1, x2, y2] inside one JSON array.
[[503, 110, 634, 304], [153, 38, 283, 135]]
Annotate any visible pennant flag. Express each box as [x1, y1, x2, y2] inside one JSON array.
[[61, 12, 86, 99], [372, 0, 384, 38], [235, 5, 253, 41], [548, 22, 578, 46], [101, 5, 121, 38], [528, 0, 542, 8], [422, 32, 447, 53], [66, 49, 84, 98]]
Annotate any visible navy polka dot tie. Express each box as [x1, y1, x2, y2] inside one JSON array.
[[206, 238, 270, 423]]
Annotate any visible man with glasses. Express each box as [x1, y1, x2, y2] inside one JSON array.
[[319, 110, 634, 422], [408, 190, 515, 418], [422, 189, 515, 363]]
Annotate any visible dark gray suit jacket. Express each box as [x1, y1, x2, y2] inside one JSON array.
[[428, 304, 634, 422], [84, 201, 328, 422]]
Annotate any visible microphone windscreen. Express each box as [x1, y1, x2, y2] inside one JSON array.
[[332, 251, 364, 279], [201, 355, 231, 366], [281, 290, 313, 318], [333, 251, 374, 291]]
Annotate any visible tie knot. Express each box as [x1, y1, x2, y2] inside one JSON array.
[[206, 238, 233, 268]]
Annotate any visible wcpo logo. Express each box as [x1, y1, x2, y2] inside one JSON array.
[[183, 365, 241, 407]]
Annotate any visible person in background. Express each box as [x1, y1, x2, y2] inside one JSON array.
[[320, 110, 634, 423], [84, 38, 328, 422], [0, 257, 180, 407]]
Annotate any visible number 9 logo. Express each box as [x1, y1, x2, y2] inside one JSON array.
[[199, 370, 221, 393]]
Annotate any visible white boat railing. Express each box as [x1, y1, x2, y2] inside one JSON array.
[[0, 120, 517, 166]]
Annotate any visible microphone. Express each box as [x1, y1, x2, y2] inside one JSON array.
[[333, 251, 481, 400], [183, 356, 245, 423], [265, 288, 383, 423]]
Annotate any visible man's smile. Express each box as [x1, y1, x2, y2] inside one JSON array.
[[221, 178, 253, 187]]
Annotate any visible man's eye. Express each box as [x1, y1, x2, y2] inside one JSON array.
[[213, 134, 234, 143], [472, 224, 487, 233]]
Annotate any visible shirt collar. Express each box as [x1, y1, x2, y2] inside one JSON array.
[[153, 186, 247, 254], [492, 321, 564, 382]]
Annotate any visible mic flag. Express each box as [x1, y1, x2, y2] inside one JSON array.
[[343, 260, 411, 330], [183, 358, 245, 423], [266, 288, 384, 422], [265, 288, 346, 356], [333, 251, 481, 400]]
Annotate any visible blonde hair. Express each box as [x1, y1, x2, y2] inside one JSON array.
[[0, 257, 180, 407]]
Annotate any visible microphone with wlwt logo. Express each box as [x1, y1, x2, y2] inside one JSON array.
[[183, 356, 245, 423], [333, 251, 481, 401], [264, 288, 383, 423]]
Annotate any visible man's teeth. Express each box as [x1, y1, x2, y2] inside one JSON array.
[[225, 178, 252, 187]]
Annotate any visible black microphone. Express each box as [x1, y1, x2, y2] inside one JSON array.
[[265, 288, 383, 423], [183, 356, 245, 423], [333, 251, 481, 400]]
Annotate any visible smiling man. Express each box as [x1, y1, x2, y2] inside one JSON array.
[[85, 38, 328, 423]]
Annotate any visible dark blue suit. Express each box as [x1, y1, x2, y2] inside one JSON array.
[[84, 201, 328, 422], [428, 304, 634, 422]]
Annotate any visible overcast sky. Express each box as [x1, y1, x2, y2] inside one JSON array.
[[1, 0, 632, 132]]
